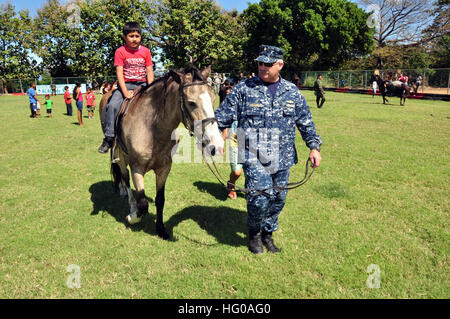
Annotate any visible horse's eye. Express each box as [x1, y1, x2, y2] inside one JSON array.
[[188, 102, 197, 110]]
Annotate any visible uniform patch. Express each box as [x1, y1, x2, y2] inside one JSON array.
[[249, 103, 263, 108], [285, 100, 295, 108]]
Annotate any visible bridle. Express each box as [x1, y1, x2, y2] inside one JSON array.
[[178, 80, 217, 136]]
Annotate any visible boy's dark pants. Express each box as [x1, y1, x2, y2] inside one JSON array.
[[66, 103, 73, 116], [104, 82, 145, 138]]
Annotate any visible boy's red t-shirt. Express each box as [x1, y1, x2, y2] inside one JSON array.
[[64, 91, 72, 104], [114, 45, 153, 82], [85, 92, 95, 106]]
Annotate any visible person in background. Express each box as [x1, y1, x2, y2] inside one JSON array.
[[73, 82, 83, 126], [28, 83, 40, 118], [372, 75, 378, 98], [414, 75, 422, 95], [64, 86, 72, 116], [220, 85, 243, 200], [219, 80, 232, 104], [44, 94, 53, 118], [314, 74, 326, 108], [85, 87, 96, 119], [51, 82, 56, 96], [222, 119, 243, 200]]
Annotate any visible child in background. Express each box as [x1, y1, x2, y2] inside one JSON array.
[[36, 101, 41, 116], [44, 94, 53, 117], [64, 86, 73, 116], [85, 87, 96, 119], [220, 86, 243, 200]]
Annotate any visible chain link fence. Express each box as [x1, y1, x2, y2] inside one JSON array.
[[296, 68, 450, 95], [0, 76, 117, 94]]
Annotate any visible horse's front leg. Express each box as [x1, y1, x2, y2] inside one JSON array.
[[154, 165, 171, 240]]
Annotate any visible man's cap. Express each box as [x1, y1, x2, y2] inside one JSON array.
[[255, 45, 285, 63]]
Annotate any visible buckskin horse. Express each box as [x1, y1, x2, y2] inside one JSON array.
[[99, 66, 224, 239]]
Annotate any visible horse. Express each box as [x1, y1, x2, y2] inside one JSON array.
[[386, 80, 411, 106], [99, 66, 224, 240], [375, 76, 410, 106]]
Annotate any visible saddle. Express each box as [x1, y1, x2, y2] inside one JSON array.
[[111, 85, 146, 161]]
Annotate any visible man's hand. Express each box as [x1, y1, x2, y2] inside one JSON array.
[[309, 148, 321, 168]]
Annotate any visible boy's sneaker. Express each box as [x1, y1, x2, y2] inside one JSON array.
[[98, 137, 114, 154]]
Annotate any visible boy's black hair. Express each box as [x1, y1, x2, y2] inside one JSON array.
[[123, 22, 142, 35]]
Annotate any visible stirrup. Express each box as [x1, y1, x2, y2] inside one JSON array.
[[111, 140, 120, 163]]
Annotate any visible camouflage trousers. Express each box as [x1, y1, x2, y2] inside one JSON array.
[[244, 163, 290, 234]]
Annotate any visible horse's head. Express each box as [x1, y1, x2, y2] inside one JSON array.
[[170, 66, 224, 156]]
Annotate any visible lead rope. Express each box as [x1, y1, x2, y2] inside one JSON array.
[[202, 151, 315, 197]]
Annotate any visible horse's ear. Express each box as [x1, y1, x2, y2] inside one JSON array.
[[169, 70, 183, 84], [200, 65, 212, 80]]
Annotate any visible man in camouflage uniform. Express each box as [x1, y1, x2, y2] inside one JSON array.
[[314, 74, 325, 108], [215, 45, 322, 254]]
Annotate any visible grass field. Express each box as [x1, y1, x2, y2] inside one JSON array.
[[0, 91, 448, 299]]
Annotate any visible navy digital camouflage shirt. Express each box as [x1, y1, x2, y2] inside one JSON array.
[[215, 76, 322, 171]]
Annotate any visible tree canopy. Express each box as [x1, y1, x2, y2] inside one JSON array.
[[150, 0, 246, 71], [0, 3, 39, 91], [0, 0, 448, 82], [242, 0, 375, 72]]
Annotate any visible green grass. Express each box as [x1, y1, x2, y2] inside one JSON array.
[[0, 92, 448, 298]]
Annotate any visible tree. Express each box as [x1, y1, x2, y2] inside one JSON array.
[[76, 0, 155, 76], [242, 0, 374, 72], [0, 3, 39, 93], [360, 0, 437, 68], [425, 0, 450, 68], [150, 0, 247, 70], [34, 0, 155, 78], [34, 0, 78, 77]]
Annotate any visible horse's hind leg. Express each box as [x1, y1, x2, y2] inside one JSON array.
[[154, 165, 171, 240], [126, 167, 147, 225], [113, 160, 138, 219]]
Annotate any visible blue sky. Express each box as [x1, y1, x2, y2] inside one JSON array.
[[1, 0, 260, 15]]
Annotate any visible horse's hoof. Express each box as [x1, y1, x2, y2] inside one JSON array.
[[156, 224, 170, 240], [126, 212, 142, 225]]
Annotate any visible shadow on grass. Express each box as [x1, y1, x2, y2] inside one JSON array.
[[89, 180, 157, 235], [165, 205, 247, 247], [193, 181, 246, 201], [89, 181, 247, 247]]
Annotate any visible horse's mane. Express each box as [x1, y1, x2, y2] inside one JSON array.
[[139, 66, 205, 93], [132, 66, 207, 121]]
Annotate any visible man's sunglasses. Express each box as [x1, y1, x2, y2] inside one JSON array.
[[257, 61, 275, 67]]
